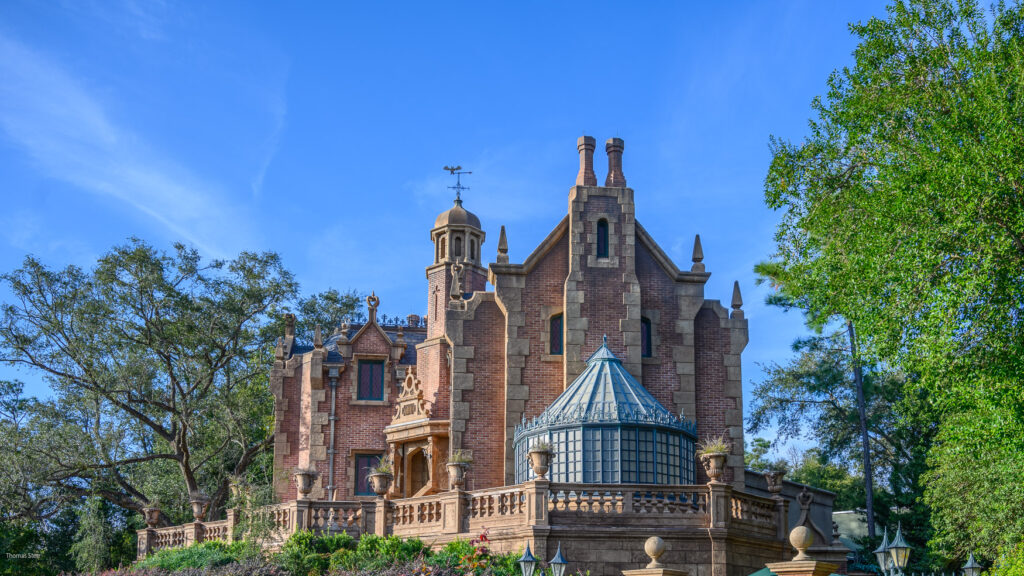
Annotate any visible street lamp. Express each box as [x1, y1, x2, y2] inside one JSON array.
[[888, 523, 911, 574], [518, 544, 538, 576], [962, 552, 983, 576], [549, 542, 568, 576], [873, 527, 891, 575]]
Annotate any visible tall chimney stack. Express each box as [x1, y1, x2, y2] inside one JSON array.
[[576, 136, 597, 186], [605, 137, 626, 187]]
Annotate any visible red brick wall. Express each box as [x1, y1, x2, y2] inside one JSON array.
[[694, 306, 733, 484], [416, 339, 450, 419], [275, 371, 302, 501], [635, 241, 682, 413], [521, 231, 569, 419], [579, 196, 629, 358], [460, 299, 506, 490], [325, 369, 393, 499]]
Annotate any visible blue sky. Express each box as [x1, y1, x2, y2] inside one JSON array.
[[0, 1, 889, 450]]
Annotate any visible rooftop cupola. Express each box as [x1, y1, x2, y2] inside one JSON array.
[[431, 168, 485, 266]]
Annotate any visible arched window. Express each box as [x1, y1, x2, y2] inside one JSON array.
[[549, 314, 564, 355], [440, 237, 446, 260], [470, 239, 476, 261], [454, 236, 463, 258], [597, 219, 609, 259], [641, 317, 653, 358]]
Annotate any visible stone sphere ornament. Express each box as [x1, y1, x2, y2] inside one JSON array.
[[789, 525, 814, 561], [644, 536, 666, 568]]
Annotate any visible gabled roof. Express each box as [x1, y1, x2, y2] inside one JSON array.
[[514, 338, 696, 440]]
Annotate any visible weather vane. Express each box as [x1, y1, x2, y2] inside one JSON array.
[[443, 165, 472, 203]]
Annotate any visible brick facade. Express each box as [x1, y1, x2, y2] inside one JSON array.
[[272, 135, 750, 500]]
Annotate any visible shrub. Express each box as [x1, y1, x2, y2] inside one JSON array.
[[133, 540, 260, 572], [328, 534, 427, 572], [276, 529, 359, 576]]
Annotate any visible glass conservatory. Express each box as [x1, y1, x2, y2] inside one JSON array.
[[513, 338, 698, 484]]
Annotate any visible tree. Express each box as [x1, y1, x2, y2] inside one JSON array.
[[762, 0, 1024, 557], [0, 240, 297, 523]]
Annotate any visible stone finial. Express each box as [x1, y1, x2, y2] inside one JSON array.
[[576, 136, 597, 186], [605, 137, 626, 187], [314, 325, 323, 349], [367, 292, 380, 324], [497, 225, 509, 264], [644, 536, 666, 568], [691, 235, 705, 273], [789, 525, 814, 561], [284, 313, 296, 338], [731, 281, 744, 319], [764, 469, 785, 496]]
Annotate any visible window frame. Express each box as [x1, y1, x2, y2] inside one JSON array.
[[596, 219, 609, 259], [641, 317, 653, 358], [357, 359, 385, 401], [549, 313, 564, 355], [353, 453, 383, 496]]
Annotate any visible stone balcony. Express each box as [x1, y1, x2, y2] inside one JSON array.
[[138, 480, 789, 576]]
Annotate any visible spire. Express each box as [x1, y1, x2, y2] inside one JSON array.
[[314, 325, 323, 349], [497, 225, 509, 264], [731, 281, 744, 319], [691, 234, 705, 273], [367, 292, 380, 324]]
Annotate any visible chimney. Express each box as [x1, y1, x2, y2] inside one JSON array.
[[576, 136, 597, 186], [605, 138, 626, 187]]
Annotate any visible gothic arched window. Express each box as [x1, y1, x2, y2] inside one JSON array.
[[550, 313, 564, 355], [597, 219, 609, 259]]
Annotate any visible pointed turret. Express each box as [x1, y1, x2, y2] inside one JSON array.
[[731, 281, 744, 319], [497, 225, 509, 264], [691, 234, 704, 273]]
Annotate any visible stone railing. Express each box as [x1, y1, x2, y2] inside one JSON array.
[[729, 492, 779, 536], [138, 480, 787, 560], [547, 484, 708, 527]]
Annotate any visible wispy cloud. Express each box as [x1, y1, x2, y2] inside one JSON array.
[[0, 33, 242, 258], [251, 75, 289, 199]]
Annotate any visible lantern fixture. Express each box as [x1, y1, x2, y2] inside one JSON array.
[[962, 552, 983, 576], [873, 527, 891, 575], [888, 523, 911, 573], [518, 544, 538, 576], [549, 542, 568, 576]]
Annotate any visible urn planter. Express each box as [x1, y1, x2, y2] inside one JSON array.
[[764, 469, 785, 495], [446, 462, 468, 490], [142, 506, 161, 528], [189, 496, 210, 522], [527, 449, 553, 479], [368, 472, 393, 498], [700, 452, 728, 483], [294, 468, 319, 500]]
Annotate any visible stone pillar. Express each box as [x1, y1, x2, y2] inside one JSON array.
[[226, 509, 240, 541], [293, 500, 311, 532], [440, 489, 468, 534], [373, 499, 391, 536], [707, 482, 731, 530], [622, 537, 689, 576], [183, 522, 204, 546], [525, 479, 550, 526], [136, 529, 155, 559]]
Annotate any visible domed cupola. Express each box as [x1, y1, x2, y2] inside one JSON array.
[[513, 337, 697, 484], [432, 192, 484, 266]]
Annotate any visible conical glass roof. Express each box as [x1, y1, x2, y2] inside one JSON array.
[[514, 337, 696, 438]]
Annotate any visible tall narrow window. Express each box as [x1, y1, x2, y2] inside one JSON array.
[[470, 239, 476, 261], [454, 236, 463, 257], [358, 360, 384, 400], [549, 313, 563, 355], [354, 453, 383, 496], [641, 317, 653, 358], [440, 237, 446, 260], [596, 219, 609, 258]]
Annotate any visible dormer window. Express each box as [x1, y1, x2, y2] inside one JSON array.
[[358, 360, 385, 401], [597, 219, 609, 259], [549, 314, 564, 355]]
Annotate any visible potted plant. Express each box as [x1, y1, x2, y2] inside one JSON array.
[[293, 466, 319, 500], [697, 435, 732, 483], [141, 502, 161, 528], [367, 456, 394, 498], [527, 439, 554, 480], [189, 493, 211, 522], [446, 449, 473, 490]]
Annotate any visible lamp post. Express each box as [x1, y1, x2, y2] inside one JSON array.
[[518, 544, 538, 576], [888, 523, 911, 575], [962, 553, 983, 576], [549, 543, 568, 576], [873, 527, 892, 576]]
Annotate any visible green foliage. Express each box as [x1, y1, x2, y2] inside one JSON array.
[[133, 540, 261, 571], [989, 544, 1024, 576], [761, 0, 1024, 557], [276, 529, 359, 575], [328, 533, 427, 572], [71, 497, 115, 572]]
